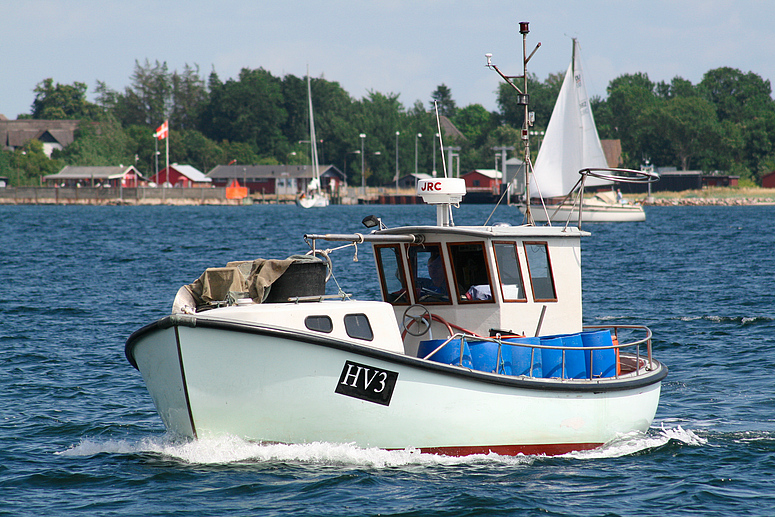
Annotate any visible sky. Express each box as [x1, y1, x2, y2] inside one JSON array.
[[3, 0, 775, 121]]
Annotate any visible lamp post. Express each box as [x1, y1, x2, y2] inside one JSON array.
[[415, 133, 422, 175], [360, 133, 366, 193], [395, 131, 400, 191]]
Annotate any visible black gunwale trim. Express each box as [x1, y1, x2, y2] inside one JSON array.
[[126, 315, 667, 393]]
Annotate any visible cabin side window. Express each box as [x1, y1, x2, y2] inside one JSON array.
[[407, 244, 451, 304], [493, 242, 527, 302], [447, 242, 494, 303], [524, 242, 557, 302], [344, 313, 374, 341], [374, 244, 409, 305], [305, 315, 333, 333]]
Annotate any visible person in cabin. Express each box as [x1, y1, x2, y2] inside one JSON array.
[[415, 250, 449, 301]]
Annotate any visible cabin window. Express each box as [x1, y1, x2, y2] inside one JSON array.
[[493, 242, 527, 302], [344, 313, 374, 341], [524, 242, 557, 302], [374, 245, 409, 305], [407, 244, 451, 304], [305, 315, 333, 333], [447, 242, 494, 303]]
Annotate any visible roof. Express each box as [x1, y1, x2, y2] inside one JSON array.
[[207, 164, 345, 181], [600, 139, 622, 168], [163, 164, 211, 183], [44, 165, 143, 181], [463, 169, 502, 180], [437, 115, 466, 141], [0, 119, 79, 149]]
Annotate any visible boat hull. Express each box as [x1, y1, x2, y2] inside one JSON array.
[[296, 193, 329, 208], [127, 317, 665, 456], [521, 204, 646, 223]]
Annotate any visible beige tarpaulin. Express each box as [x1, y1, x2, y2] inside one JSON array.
[[174, 258, 297, 312]]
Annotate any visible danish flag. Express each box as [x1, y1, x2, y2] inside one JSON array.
[[155, 120, 168, 140]]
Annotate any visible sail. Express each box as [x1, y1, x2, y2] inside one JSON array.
[[530, 39, 610, 198]]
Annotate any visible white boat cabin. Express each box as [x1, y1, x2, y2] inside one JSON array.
[[368, 224, 586, 356]]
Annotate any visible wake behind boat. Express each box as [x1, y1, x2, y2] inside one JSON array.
[[125, 23, 666, 456], [520, 38, 650, 223]]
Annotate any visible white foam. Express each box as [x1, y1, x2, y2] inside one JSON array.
[[59, 425, 706, 465], [57, 435, 535, 467], [561, 424, 707, 460]]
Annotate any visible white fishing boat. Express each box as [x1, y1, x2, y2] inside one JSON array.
[[126, 25, 666, 456], [520, 38, 648, 223], [296, 69, 329, 208]]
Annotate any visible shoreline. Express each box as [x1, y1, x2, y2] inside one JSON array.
[[630, 187, 775, 207]]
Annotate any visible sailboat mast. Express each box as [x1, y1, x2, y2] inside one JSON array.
[[307, 67, 320, 184]]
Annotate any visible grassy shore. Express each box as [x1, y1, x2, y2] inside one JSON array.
[[629, 187, 775, 206]]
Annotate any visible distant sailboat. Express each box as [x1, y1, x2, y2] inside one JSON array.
[[523, 39, 646, 223], [297, 68, 329, 208]]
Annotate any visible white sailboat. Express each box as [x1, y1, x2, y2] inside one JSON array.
[[297, 69, 329, 208], [523, 39, 646, 223]]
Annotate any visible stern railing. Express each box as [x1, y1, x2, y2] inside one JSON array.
[[419, 324, 654, 380]]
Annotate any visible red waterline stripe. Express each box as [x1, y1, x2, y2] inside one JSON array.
[[409, 442, 603, 457]]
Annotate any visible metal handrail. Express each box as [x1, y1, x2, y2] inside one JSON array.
[[419, 325, 654, 380]]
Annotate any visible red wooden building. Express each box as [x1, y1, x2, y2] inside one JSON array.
[[461, 169, 502, 193], [151, 164, 211, 187]]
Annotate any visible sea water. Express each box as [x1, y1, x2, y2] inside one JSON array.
[[1, 203, 774, 516]]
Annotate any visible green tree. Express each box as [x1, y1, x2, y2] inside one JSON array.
[[604, 73, 657, 166], [220, 141, 261, 166], [171, 64, 208, 131], [5, 140, 63, 185], [96, 59, 174, 127], [170, 129, 224, 173], [430, 84, 457, 118], [31, 78, 100, 119], [452, 104, 497, 147], [352, 91, 404, 185], [497, 72, 562, 130], [55, 115, 135, 166], [700, 67, 775, 177], [640, 96, 724, 170], [200, 67, 287, 159]]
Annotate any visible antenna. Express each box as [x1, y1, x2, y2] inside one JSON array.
[[486, 21, 540, 225], [433, 101, 447, 178]]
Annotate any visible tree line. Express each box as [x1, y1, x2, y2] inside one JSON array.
[[4, 59, 775, 187]]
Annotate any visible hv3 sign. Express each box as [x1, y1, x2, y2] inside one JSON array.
[[335, 360, 398, 406]]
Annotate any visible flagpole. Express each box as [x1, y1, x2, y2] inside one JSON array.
[[165, 120, 169, 186]]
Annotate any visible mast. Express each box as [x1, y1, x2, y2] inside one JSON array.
[[486, 21, 540, 224], [307, 66, 320, 188]]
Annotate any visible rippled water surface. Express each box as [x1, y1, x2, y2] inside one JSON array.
[[1, 203, 774, 516]]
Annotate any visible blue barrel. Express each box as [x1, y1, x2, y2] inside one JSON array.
[[505, 337, 541, 377], [582, 330, 617, 378], [560, 333, 589, 379], [469, 340, 509, 374], [418, 339, 473, 368], [540, 336, 564, 378]]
